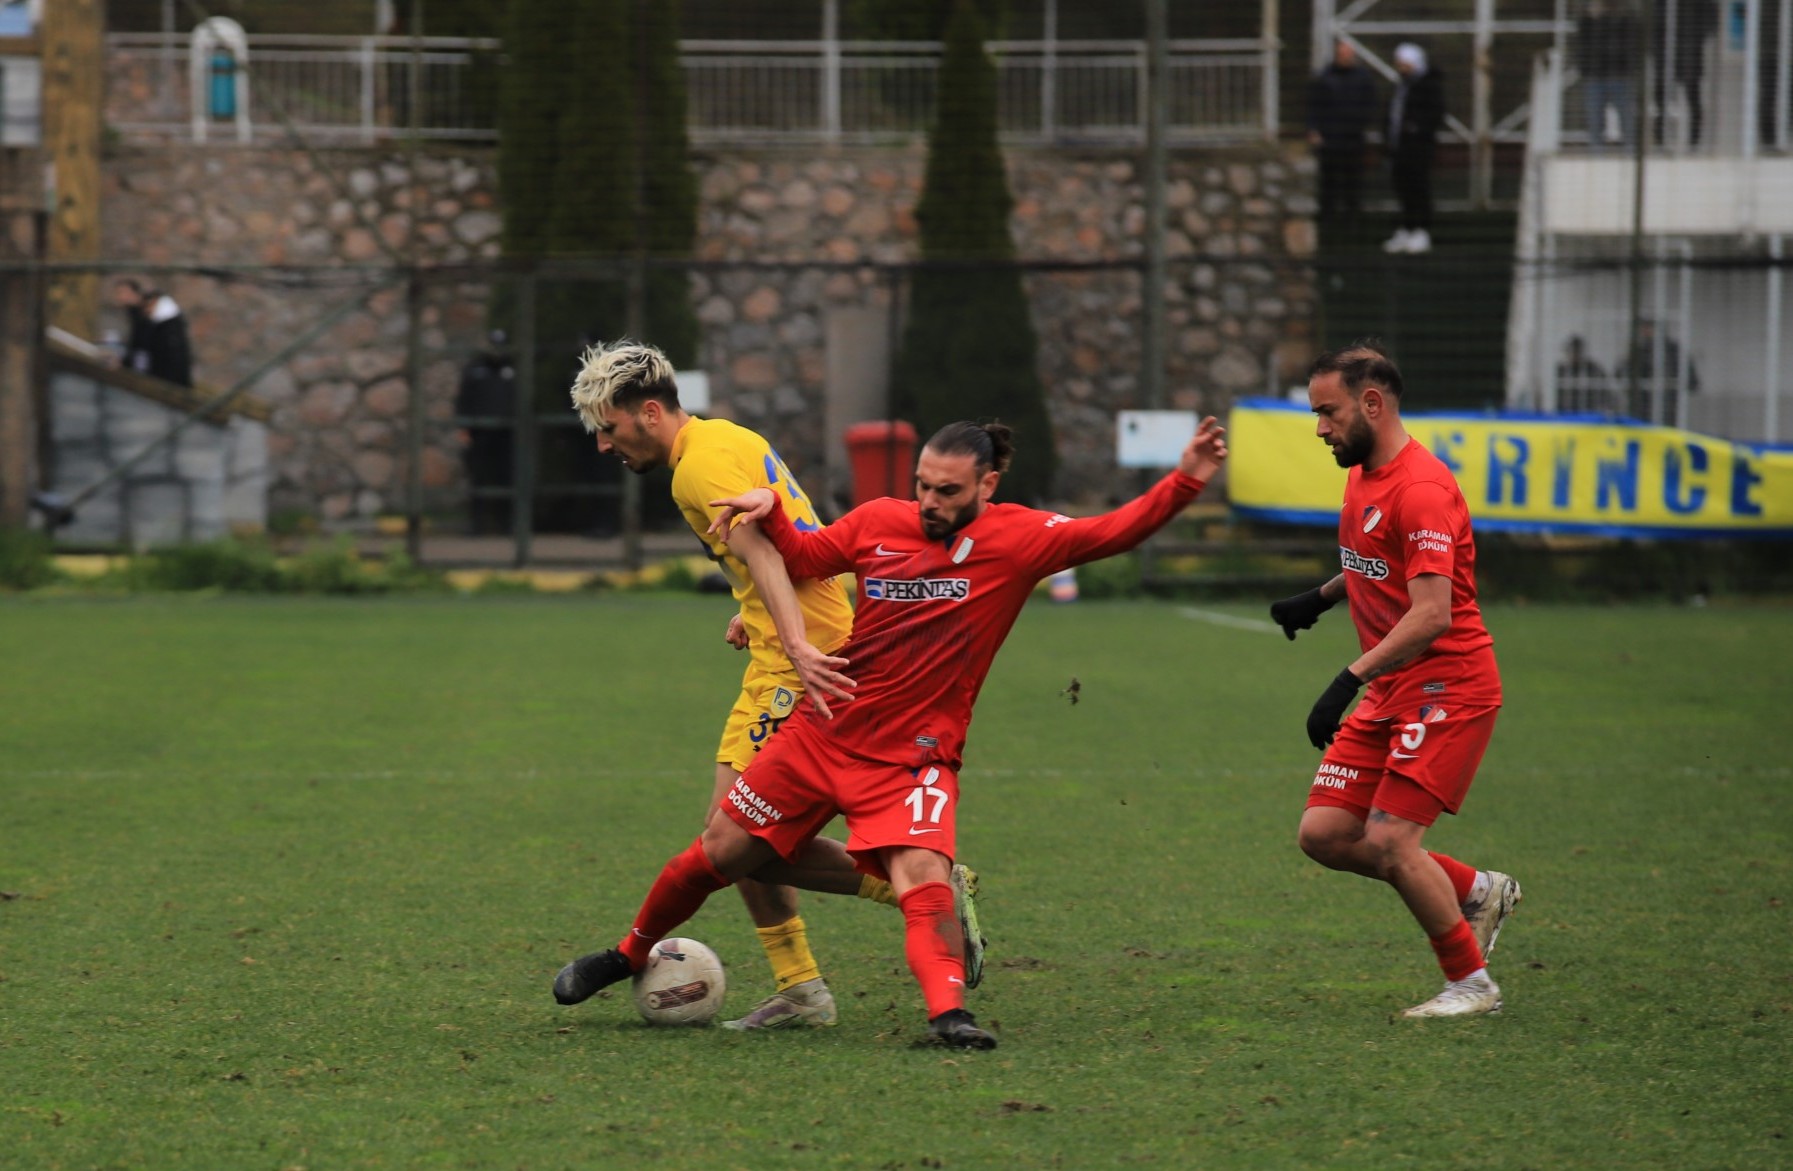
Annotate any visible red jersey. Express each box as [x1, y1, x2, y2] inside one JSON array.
[[1339, 438, 1500, 713], [759, 472, 1208, 770]]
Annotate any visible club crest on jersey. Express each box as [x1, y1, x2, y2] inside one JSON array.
[[1362, 505, 1384, 533], [769, 687, 797, 719], [1338, 547, 1390, 580], [864, 577, 970, 602]]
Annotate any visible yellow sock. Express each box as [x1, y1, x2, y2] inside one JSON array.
[[757, 916, 822, 992], [858, 875, 899, 906]]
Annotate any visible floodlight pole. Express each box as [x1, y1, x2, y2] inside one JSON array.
[[404, 0, 427, 560], [1142, 0, 1168, 410], [1625, 0, 1651, 417], [622, 0, 651, 572]]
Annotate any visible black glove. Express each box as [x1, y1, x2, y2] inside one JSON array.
[[1269, 586, 1339, 641], [1306, 667, 1363, 750]]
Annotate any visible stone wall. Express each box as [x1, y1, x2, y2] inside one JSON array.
[[100, 147, 501, 524], [97, 141, 1314, 522]]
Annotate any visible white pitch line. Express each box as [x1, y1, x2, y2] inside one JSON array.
[[1177, 607, 1281, 633]]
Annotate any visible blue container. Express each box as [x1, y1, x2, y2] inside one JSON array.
[[209, 51, 237, 118]]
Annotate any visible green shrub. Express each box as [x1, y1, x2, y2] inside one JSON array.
[[1072, 554, 1143, 600], [0, 527, 58, 590], [131, 539, 286, 593], [285, 541, 446, 595]]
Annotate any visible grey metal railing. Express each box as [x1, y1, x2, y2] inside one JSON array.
[[105, 33, 1277, 146]]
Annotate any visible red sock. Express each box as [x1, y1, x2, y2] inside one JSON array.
[[1428, 917, 1486, 981], [1429, 851, 1478, 904], [616, 838, 732, 969], [898, 881, 964, 1019]]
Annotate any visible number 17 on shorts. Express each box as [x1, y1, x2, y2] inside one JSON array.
[[905, 766, 951, 836]]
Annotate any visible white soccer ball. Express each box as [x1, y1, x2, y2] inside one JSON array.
[[631, 937, 727, 1026]]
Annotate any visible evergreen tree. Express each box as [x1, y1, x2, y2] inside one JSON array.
[[496, 0, 566, 260], [497, 0, 700, 528], [891, 0, 1055, 504]]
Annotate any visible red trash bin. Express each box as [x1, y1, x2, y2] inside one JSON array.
[[843, 420, 918, 507]]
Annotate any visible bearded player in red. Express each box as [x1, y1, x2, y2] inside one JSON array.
[[1271, 341, 1521, 1019], [553, 416, 1227, 1047]]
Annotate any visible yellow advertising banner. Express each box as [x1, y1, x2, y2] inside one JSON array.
[[1228, 399, 1793, 538]]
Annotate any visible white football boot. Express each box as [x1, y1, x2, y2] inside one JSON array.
[[1401, 971, 1503, 1019], [1462, 871, 1523, 958]]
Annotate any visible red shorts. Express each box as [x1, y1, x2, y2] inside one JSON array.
[[718, 715, 960, 881], [1305, 700, 1499, 827]]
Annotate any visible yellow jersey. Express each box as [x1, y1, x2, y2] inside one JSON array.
[[669, 417, 853, 675]]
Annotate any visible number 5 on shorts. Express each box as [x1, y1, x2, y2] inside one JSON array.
[[904, 766, 949, 829]]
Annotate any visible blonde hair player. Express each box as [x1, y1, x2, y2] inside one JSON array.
[[553, 413, 1227, 1048], [563, 340, 987, 1029]]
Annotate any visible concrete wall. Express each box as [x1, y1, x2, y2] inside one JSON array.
[[46, 351, 269, 546]]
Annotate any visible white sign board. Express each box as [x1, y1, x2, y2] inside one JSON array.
[[677, 370, 710, 413], [1115, 410, 1197, 468]]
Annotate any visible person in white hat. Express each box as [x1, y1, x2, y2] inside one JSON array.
[[1384, 43, 1445, 254]]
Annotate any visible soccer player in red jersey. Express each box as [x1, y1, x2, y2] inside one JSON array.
[[1270, 341, 1522, 1019], [552, 416, 1227, 1047]]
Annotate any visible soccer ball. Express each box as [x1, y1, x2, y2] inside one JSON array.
[[631, 937, 727, 1026]]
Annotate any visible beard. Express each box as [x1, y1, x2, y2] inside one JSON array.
[[921, 502, 979, 541], [1330, 416, 1376, 467]]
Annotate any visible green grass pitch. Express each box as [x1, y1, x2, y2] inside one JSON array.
[[1, 594, 1788, 1168]]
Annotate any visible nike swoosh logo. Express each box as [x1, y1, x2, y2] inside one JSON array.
[[873, 544, 912, 556], [1392, 751, 1419, 760], [907, 826, 943, 836], [948, 976, 965, 986]]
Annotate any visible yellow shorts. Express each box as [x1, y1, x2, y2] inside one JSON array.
[[716, 667, 804, 774]]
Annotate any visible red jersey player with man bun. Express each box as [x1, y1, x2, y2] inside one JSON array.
[[1270, 340, 1522, 1019], [552, 415, 1227, 1048]]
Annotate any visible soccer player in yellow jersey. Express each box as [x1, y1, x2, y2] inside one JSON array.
[[568, 340, 985, 1029]]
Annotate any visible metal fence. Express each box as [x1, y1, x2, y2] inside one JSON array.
[[1505, 1, 1793, 445], [105, 33, 1277, 147], [1540, 0, 1793, 157]]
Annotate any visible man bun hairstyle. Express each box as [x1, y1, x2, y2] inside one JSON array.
[[925, 420, 1015, 475], [1308, 338, 1404, 401], [569, 339, 680, 433]]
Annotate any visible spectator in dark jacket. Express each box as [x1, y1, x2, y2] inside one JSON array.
[[1578, 0, 1638, 152], [1306, 39, 1380, 227], [111, 277, 193, 387], [455, 329, 517, 535], [1384, 43, 1445, 255], [1653, 0, 1716, 147]]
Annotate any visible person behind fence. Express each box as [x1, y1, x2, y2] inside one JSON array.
[[1653, 0, 1716, 148], [1577, 0, 1638, 152], [1307, 38, 1380, 228], [110, 277, 193, 387], [1384, 43, 1445, 256], [455, 329, 517, 535], [1554, 335, 1615, 413], [1619, 319, 1700, 424]]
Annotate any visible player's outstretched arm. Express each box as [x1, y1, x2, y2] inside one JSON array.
[[1178, 415, 1228, 482], [724, 520, 857, 719]]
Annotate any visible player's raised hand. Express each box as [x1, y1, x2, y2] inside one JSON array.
[[707, 488, 778, 540], [787, 639, 856, 720], [724, 612, 749, 650], [1180, 416, 1228, 483]]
